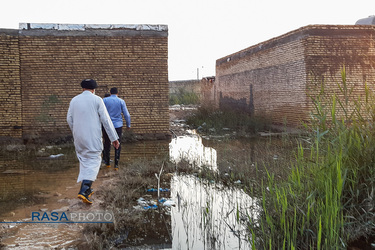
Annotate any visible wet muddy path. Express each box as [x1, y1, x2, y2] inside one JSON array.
[[0, 107, 297, 249], [0, 141, 174, 249], [0, 145, 118, 248]]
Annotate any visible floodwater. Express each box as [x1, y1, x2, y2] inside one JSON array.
[[0, 132, 292, 249], [170, 175, 258, 250]]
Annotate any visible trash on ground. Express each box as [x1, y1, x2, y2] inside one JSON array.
[[163, 199, 176, 207], [146, 188, 170, 192], [49, 154, 64, 159], [134, 197, 175, 210]]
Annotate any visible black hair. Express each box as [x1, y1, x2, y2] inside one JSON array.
[[110, 87, 118, 94]]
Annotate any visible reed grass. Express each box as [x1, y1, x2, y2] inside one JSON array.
[[251, 66, 375, 249]]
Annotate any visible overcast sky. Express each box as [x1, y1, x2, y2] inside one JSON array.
[[1, 0, 374, 81]]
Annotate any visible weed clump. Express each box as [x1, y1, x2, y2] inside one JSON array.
[[82, 157, 196, 249], [169, 89, 200, 105], [251, 67, 375, 249]]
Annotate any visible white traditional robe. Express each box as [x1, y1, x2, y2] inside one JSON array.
[[67, 90, 119, 182]]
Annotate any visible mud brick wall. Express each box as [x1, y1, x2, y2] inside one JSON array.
[[169, 77, 215, 104], [200, 77, 215, 106], [216, 25, 375, 126], [0, 24, 169, 140], [304, 26, 375, 121], [0, 30, 22, 138]]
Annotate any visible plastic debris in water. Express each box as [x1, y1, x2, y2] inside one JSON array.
[[134, 196, 176, 210], [49, 154, 64, 159], [159, 198, 167, 203], [137, 197, 148, 207], [143, 204, 158, 210], [163, 199, 176, 207], [146, 188, 170, 192]]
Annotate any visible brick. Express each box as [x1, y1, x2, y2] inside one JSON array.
[[0, 25, 169, 140], [215, 25, 375, 126]]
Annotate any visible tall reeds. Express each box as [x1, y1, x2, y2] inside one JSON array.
[[251, 67, 375, 249]]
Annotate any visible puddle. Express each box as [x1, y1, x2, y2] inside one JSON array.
[[2, 223, 84, 249], [169, 130, 217, 171], [0, 141, 169, 248], [168, 132, 262, 249], [170, 174, 258, 250], [0, 133, 292, 249]]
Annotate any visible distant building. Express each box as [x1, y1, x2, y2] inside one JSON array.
[[169, 77, 215, 105], [215, 25, 375, 126], [169, 80, 201, 96]]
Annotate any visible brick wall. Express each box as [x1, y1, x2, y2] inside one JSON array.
[[169, 77, 215, 105], [304, 26, 375, 121], [215, 25, 375, 126], [0, 30, 22, 138], [0, 24, 169, 141], [200, 77, 216, 106]]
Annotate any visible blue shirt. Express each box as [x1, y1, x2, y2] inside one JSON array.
[[103, 95, 131, 129]]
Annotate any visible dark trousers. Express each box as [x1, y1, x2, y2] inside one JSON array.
[[103, 126, 122, 167]]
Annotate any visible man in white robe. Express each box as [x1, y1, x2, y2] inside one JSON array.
[[67, 79, 119, 204]]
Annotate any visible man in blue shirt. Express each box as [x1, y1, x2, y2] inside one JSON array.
[[103, 87, 131, 170]]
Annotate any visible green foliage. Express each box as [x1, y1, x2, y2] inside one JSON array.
[[169, 89, 200, 105], [252, 66, 375, 249]]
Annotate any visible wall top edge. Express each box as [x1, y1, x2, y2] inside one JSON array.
[[216, 24, 375, 66], [19, 23, 168, 32]]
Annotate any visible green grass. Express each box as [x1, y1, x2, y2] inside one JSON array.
[[250, 66, 375, 249], [169, 89, 200, 105]]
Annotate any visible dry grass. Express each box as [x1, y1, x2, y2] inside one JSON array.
[[82, 156, 195, 249]]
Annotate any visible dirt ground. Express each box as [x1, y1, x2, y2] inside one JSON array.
[[0, 168, 121, 249], [0, 105, 196, 249]]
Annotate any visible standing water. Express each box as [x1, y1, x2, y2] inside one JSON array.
[[0, 131, 291, 248], [169, 131, 258, 249], [170, 175, 258, 249]]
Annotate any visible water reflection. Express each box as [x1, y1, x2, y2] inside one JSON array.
[[0, 135, 269, 249], [169, 131, 217, 171], [0, 151, 79, 218], [0, 141, 169, 219], [170, 174, 259, 250]]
